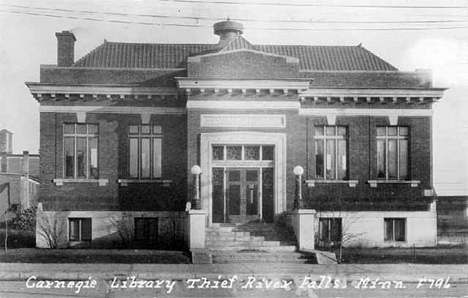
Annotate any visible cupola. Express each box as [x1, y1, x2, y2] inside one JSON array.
[[213, 19, 244, 47]]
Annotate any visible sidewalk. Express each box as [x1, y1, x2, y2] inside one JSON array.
[[1, 263, 467, 283]]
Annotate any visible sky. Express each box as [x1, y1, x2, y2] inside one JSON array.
[[0, 0, 467, 195]]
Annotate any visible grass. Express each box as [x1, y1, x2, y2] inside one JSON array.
[[0, 248, 191, 263], [335, 246, 468, 264]]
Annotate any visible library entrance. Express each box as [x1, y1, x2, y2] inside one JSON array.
[[200, 132, 287, 225], [212, 167, 275, 223], [210, 144, 275, 224]]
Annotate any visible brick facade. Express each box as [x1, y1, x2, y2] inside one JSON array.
[[27, 20, 445, 249]]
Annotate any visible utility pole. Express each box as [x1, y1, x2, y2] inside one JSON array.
[[2, 182, 10, 253]]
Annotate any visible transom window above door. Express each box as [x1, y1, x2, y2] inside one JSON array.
[[212, 145, 275, 161]]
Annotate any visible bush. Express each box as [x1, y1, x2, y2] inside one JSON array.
[[10, 206, 37, 231], [0, 229, 36, 248]]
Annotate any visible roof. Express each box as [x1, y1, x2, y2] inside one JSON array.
[[73, 37, 398, 71]]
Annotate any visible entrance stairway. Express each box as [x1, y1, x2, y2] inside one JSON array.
[[205, 222, 317, 264]]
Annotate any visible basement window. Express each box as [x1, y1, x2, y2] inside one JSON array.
[[134, 217, 158, 242], [69, 218, 92, 242], [384, 218, 406, 242], [319, 217, 342, 246]]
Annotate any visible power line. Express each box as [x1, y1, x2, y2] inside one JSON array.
[[2, 9, 468, 31], [157, 0, 468, 9], [2, 4, 468, 25]]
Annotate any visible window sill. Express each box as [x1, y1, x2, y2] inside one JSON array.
[[53, 179, 108, 186], [306, 180, 358, 187], [118, 179, 172, 187], [367, 180, 420, 188]]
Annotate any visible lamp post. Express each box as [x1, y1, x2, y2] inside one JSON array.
[[293, 165, 304, 210], [191, 165, 202, 210]]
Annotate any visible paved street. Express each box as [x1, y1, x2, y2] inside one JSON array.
[[0, 263, 467, 298], [0, 279, 467, 297]]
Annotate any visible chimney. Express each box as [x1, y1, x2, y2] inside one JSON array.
[[213, 19, 244, 48], [1, 152, 7, 172], [22, 151, 29, 175], [415, 69, 433, 88], [55, 31, 76, 67]]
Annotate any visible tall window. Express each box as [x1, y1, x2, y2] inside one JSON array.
[[384, 218, 406, 241], [315, 126, 348, 180], [129, 125, 162, 179], [69, 218, 92, 241], [64, 124, 99, 179], [377, 127, 409, 180], [319, 218, 342, 245]]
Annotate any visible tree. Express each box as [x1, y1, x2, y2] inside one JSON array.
[[108, 212, 134, 248], [36, 212, 66, 249], [310, 190, 364, 263]]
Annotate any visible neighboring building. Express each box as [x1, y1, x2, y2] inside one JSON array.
[[437, 195, 468, 246], [0, 129, 13, 154], [26, 20, 446, 252], [0, 150, 40, 220]]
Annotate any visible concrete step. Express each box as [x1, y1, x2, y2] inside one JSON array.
[[205, 235, 252, 241], [206, 224, 298, 253], [208, 245, 297, 252], [211, 251, 316, 264]]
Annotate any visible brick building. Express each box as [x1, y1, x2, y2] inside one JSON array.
[[27, 20, 446, 257]]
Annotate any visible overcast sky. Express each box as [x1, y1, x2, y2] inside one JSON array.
[[0, 0, 467, 195]]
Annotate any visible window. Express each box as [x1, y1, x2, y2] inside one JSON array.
[[64, 124, 99, 179], [319, 218, 342, 245], [69, 218, 92, 241], [384, 218, 406, 241], [377, 126, 409, 180], [134, 218, 158, 241], [212, 145, 275, 161], [315, 126, 348, 180], [129, 125, 162, 179]]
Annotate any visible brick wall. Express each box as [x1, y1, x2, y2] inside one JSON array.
[[188, 51, 300, 79], [305, 115, 432, 211], [186, 95, 432, 213], [39, 111, 187, 212]]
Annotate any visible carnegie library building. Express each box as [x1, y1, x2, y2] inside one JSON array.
[[27, 20, 446, 261]]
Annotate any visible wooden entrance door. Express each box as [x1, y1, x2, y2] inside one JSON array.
[[212, 167, 274, 224], [226, 168, 260, 224]]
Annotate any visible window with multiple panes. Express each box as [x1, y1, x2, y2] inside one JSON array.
[[377, 126, 409, 180], [128, 125, 162, 179], [69, 218, 92, 241], [212, 145, 275, 161], [134, 218, 158, 241], [63, 124, 99, 179], [384, 218, 406, 241], [315, 126, 348, 180], [319, 218, 342, 244]]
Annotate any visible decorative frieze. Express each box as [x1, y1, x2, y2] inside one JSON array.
[[201, 114, 286, 128]]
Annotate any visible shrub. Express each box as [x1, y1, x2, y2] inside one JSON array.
[[0, 229, 36, 248], [10, 206, 37, 231]]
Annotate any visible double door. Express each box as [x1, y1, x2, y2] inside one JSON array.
[[212, 167, 274, 224]]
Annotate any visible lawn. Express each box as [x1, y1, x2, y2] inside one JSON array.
[[336, 246, 468, 264], [0, 248, 191, 263]]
